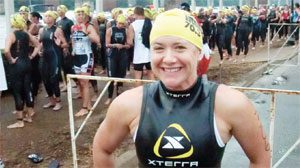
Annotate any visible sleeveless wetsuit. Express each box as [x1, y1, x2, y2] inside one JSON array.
[[40, 25, 62, 98], [224, 16, 234, 56], [135, 78, 225, 167], [57, 16, 75, 77], [236, 15, 253, 55], [72, 23, 94, 74], [9, 31, 34, 110], [215, 18, 226, 60], [107, 26, 128, 98], [99, 20, 107, 70]]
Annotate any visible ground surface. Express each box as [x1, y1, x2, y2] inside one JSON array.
[[0, 40, 294, 167]]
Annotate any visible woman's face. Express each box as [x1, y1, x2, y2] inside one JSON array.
[[151, 36, 200, 91], [116, 22, 125, 28], [75, 12, 85, 24], [44, 14, 54, 25], [19, 11, 29, 21]]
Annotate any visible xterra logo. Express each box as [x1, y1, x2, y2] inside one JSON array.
[[153, 123, 194, 159], [162, 136, 184, 149]]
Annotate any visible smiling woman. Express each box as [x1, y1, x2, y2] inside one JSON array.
[[93, 8, 270, 168]]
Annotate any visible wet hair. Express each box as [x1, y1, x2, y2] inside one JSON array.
[[30, 12, 42, 19], [181, 2, 190, 12], [134, 6, 144, 16], [296, 3, 300, 8]]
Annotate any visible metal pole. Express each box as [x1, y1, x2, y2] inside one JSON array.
[[219, 0, 223, 10], [153, 0, 159, 10], [255, 0, 258, 7], [268, 23, 271, 64], [95, 0, 103, 12], [273, 138, 300, 168], [4, 0, 14, 35], [191, 0, 196, 11], [298, 26, 300, 66], [239, 0, 243, 7], [67, 76, 78, 168], [74, 81, 111, 139], [269, 93, 276, 167]]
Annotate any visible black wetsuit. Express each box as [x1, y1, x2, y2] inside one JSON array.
[[215, 18, 226, 60], [57, 16, 75, 77], [258, 14, 268, 44], [107, 27, 128, 98], [8, 31, 34, 110], [225, 16, 235, 56], [251, 16, 260, 47], [209, 14, 217, 50], [27, 20, 42, 97], [268, 10, 278, 40], [40, 26, 62, 98], [135, 78, 225, 167], [199, 14, 210, 44], [98, 20, 107, 70], [236, 15, 253, 55]]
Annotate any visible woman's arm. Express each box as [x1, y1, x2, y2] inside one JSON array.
[[4, 33, 17, 64], [93, 87, 142, 167], [55, 28, 68, 49], [28, 33, 41, 59], [216, 85, 271, 168], [87, 24, 100, 44]]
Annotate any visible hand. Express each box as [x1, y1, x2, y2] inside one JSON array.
[[114, 44, 123, 50], [10, 57, 18, 64], [63, 48, 70, 56], [97, 43, 101, 49]]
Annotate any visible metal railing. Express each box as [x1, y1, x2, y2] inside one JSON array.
[[268, 23, 300, 67], [67, 74, 300, 168]]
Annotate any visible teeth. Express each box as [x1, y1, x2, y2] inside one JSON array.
[[164, 68, 180, 72]]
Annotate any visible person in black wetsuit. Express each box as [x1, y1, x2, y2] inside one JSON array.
[[38, 11, 68, 111], [56, 5, 75, 92], [224, 9, 235, 61], [258, 7, 268, 47], [29, 11, 43, 98], [96, 12, 108, 75], [236, 5, 253, 61], [214, 10, 227, 64], [93, 9, 270, 167], [251, 8, 260, 50], [19, 6, 42, 99], [104, 14, 130, 105], [4, 14, 40, 128]]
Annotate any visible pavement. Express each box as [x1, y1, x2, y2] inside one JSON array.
[[115, 40, 300, 167]]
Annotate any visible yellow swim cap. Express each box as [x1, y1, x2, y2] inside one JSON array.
[[150, 9, 202, 50], [45, 10, 58, 20], [116, 14, 126, 24], [75, 7, 84, 14], [251, 8, 257, 15], [97, 12, 105, 19], [82, 6, 90, 16], [82, 2, 91, 9], [144, 8, 153, 20], [111, 8, 122, 19], [127, 8, 134, 16], [19, 6, 30, 12], [57, 5, 68, 13], [241, 5, 250, 13], [11, 14, 26, 30]]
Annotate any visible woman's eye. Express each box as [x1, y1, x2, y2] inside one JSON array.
[[153, 47, 163, 51], [175, 46, 186, 50]]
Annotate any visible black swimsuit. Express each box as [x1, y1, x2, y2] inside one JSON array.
[[135, 78, 225, 167]]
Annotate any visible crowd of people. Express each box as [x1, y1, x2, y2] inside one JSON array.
[[5, 1, 297, 166], [2, 1, 298, 134]]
